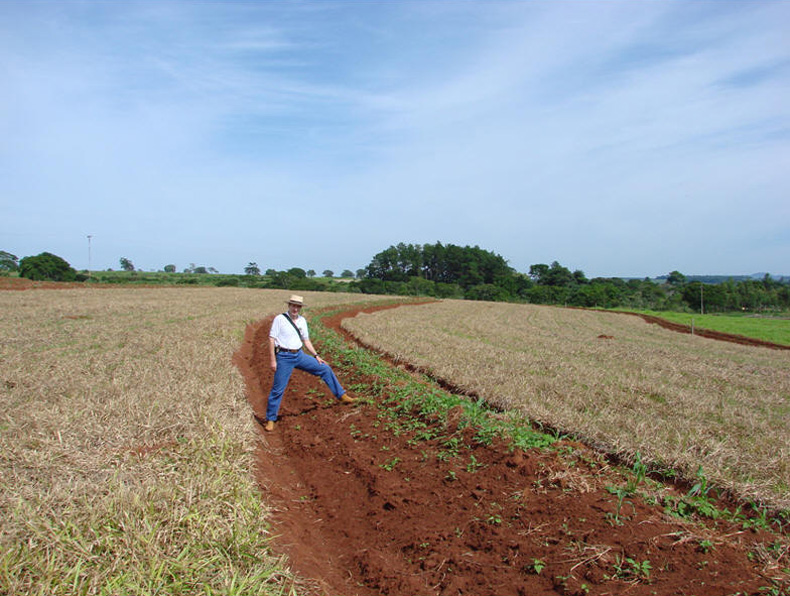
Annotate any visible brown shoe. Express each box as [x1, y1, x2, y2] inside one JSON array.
[[340, 393, 356, 404], [264, 420, 275, 432]]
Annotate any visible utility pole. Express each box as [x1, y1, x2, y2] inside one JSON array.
[[87, 235, 93, 278]]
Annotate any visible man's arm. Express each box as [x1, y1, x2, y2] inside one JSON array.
[[269, 336, 278, 371], [303, 338, 325, 364]]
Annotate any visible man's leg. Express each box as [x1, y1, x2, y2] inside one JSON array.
[[266, 353, 296, 421], [293, 351, 346, 398]]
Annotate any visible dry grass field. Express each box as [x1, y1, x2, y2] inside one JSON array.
[[343, 300, 790, 510], [0, 287, 362, 595]]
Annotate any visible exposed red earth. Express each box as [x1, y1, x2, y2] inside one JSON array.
[[234, 303, 789, 596], [0, 277, 142, 290], [0, 277, 87, 290]]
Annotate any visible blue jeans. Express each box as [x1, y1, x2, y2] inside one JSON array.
[[266, 350, 346, 421]]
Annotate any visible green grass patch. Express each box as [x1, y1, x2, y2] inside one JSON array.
[[632, 310, 790, 346]]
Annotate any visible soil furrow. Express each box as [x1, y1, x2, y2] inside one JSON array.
[[234, 302, 789, 596]]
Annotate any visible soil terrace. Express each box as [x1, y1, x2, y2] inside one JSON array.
[[234, 302, 789, 596]]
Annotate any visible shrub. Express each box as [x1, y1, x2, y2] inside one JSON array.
[[18, 252, 77, 282], [465, 283, 509, 301], [215, 278, 240, 287]]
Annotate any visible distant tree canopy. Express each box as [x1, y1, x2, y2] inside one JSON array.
[[366, 242, 514, 289], [119, 257, 134, 272], [0, 250, 19, 271], [358, 242, 789, 312], [19, 252, 77, 282], [528, 262, 587, 287], [182, 263, 215, 274], [163, 264, 176, 273], [667, 270, 687, 285], [244, 262, 261, 276]]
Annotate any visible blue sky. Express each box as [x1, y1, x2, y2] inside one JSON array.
[[1, 1, 788, 277]]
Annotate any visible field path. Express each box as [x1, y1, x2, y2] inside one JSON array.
[[234, 302, 788, 596]]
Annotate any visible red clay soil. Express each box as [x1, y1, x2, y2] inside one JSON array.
[[234, 303, 789, 596], [0, 277, 87, 290], [0, 277, 149, 291]]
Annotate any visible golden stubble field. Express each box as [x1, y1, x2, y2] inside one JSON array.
[[343, 300, 790, 509], [0, 286, 363, 596]]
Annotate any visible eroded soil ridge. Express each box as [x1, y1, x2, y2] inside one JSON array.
[[234, 303, 788, 596]]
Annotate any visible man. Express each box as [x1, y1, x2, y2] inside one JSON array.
[[264, 294, 355, 431]]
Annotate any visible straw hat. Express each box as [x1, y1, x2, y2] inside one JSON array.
[[286, 294, 305, 306]]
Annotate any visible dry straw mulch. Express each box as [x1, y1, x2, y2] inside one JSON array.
[[0, 286, 361, 595]]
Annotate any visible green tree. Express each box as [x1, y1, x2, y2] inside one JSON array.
[[341, 269, 354, 278], [528, 262, 578, 287], [307, 269, 316, 278], [528, 264, 550, 283], [19, 252, 77, 282], [465, 283, 509, 301], [323, 270, 334, 278], [287, 267, 306, 278], [194, 266, 208, 274], [0, 250, 19, 271], [358, 278, 386, 294], [667, 270, 686, 285], [682, 282, 728, 313], [404, 276, 435, 296], [119, 257, 134, 271], [163, 264, 176, 273], [544, 261, 576, 287], [366, 245, 404, 281], [244, 262, 261, 276], [367, 242, 513, 290]]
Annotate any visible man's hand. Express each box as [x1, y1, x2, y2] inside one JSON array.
[[270, 360, 277, 372]]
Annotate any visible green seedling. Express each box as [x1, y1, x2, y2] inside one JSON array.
[[380, 457, 401, 472], [528, 559, 546, 574]]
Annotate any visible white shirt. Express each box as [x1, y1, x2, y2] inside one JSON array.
[[269, 313, 309, 350]]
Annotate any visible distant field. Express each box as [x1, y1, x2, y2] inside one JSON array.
[[631, 309, 790, 346], [343, 300, 790, 509], [0, 286, 363, 595]]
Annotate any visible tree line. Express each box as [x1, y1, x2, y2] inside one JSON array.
[[355, 242, 790, 312], [3, 246, 788, 312]]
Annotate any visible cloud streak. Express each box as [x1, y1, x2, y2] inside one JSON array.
[[1, 1, 787, 277]]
